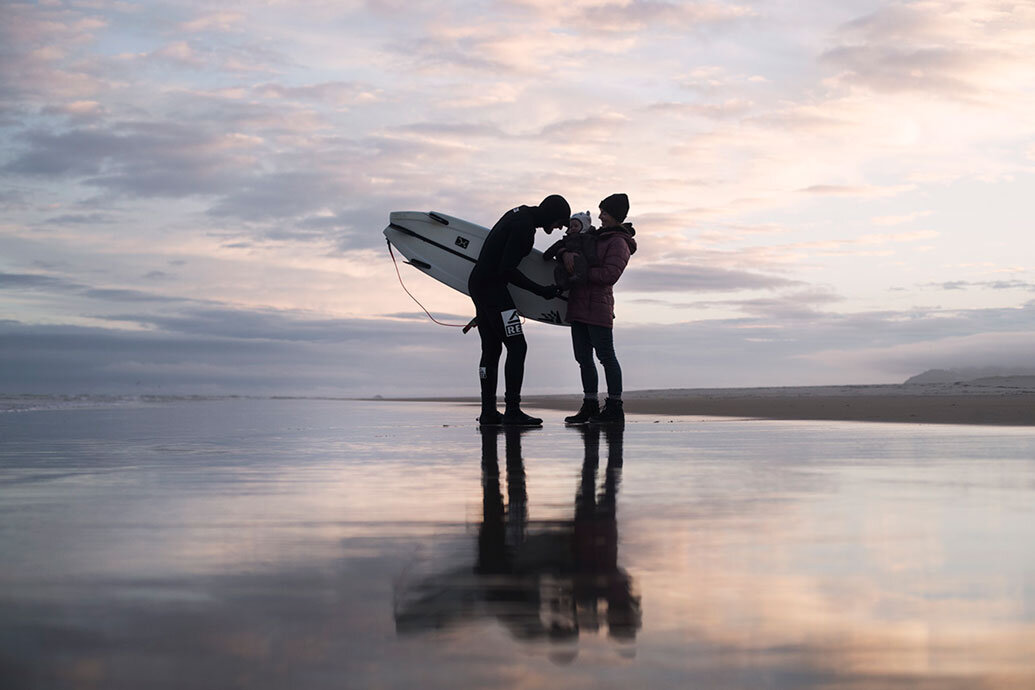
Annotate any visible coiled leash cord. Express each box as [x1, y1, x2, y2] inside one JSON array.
[[387, 241, 475, 330]]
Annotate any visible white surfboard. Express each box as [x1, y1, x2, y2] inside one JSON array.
[[384, 211, 567, 326]]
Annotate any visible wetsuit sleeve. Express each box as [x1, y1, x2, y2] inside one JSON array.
[[504, 266, 545, 294], [587, 237, 631, 286], [542, 238, 565, 261], [500, 224, 548, 294]]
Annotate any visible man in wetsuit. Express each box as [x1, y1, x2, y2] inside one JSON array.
[[469, 194, 570, 426]]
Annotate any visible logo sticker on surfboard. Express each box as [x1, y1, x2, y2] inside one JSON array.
[[455, 236, 469, 249], [502, 309, 523, 337]]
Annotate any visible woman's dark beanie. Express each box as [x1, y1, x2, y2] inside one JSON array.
[[538, 194, 571, 227], [599, 193, 629, 223]]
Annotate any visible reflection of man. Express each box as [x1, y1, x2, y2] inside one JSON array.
[[476, 427, 528, 576], [469, 196, 570, 427], [394, 424, 641, 649]]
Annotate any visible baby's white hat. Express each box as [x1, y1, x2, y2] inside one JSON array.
[[570, 211, 592, 233]]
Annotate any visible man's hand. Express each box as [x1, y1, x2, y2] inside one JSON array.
[[537, 284, 563, 299]]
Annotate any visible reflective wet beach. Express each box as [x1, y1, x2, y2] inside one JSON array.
[[2, 399, 1034, 688]]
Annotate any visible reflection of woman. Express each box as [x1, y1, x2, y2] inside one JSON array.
[[556, 194, 637, 426], [573, 425, 639, 640]]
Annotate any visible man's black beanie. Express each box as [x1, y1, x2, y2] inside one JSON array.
[[538, 194, 571, 227], [599, 193, 629, 223]]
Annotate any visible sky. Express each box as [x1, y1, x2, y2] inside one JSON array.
[[1, 0, 1033, 396]]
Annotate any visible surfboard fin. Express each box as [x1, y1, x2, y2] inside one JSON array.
[[404, 259, 432, 270]]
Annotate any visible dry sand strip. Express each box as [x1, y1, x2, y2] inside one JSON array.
[[523, 392, 1035, 426], [523, 383, 1035, 426]]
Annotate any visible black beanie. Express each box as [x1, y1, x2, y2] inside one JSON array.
[[538, 194, 571, 227], [599, 193, 629, 223]]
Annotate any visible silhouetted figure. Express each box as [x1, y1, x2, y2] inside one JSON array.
[[549, 194, 637, 425], [571, 424, 639, 641], [476, 427, 507, 575], [470, 196, 569, 426]]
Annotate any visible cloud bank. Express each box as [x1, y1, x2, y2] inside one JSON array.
[[2, 0, 1033, 393]]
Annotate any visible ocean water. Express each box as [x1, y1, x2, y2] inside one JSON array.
[[1, 397, 1034, 689]]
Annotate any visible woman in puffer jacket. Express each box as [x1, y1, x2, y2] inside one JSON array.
[[558, 193, 637, 425]]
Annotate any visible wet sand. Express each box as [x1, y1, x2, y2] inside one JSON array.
[[405, 381, 1035, 426], [4, 398, 1035, 688]]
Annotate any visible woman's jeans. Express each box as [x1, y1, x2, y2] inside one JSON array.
[[570, 321, 622, 399]]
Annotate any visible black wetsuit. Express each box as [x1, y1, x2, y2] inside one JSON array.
[[468, 206, 548, 410]]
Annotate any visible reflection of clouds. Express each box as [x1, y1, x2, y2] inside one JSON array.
[[641, 565, 1035, 680], [620, 439, 1035, 684]]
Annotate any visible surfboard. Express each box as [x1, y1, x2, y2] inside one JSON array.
[[384, 211, 567, 326]]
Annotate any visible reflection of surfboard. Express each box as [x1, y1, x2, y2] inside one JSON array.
[[384, 211, 567, 326]]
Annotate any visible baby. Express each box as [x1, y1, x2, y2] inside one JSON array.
[[568, 211, 593, 235], [544, 211, 596, 289]]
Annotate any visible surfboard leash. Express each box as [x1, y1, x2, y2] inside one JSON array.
[[387, 240, 472, 329]]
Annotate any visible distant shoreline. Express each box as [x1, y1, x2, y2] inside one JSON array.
[[374, 381, 1035, 426]]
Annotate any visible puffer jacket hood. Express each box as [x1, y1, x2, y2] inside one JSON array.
[[597, 223, 637, 255]]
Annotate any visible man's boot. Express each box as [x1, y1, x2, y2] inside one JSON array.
[[477, 371, 502, 426], [502, 397, 542, 427]]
